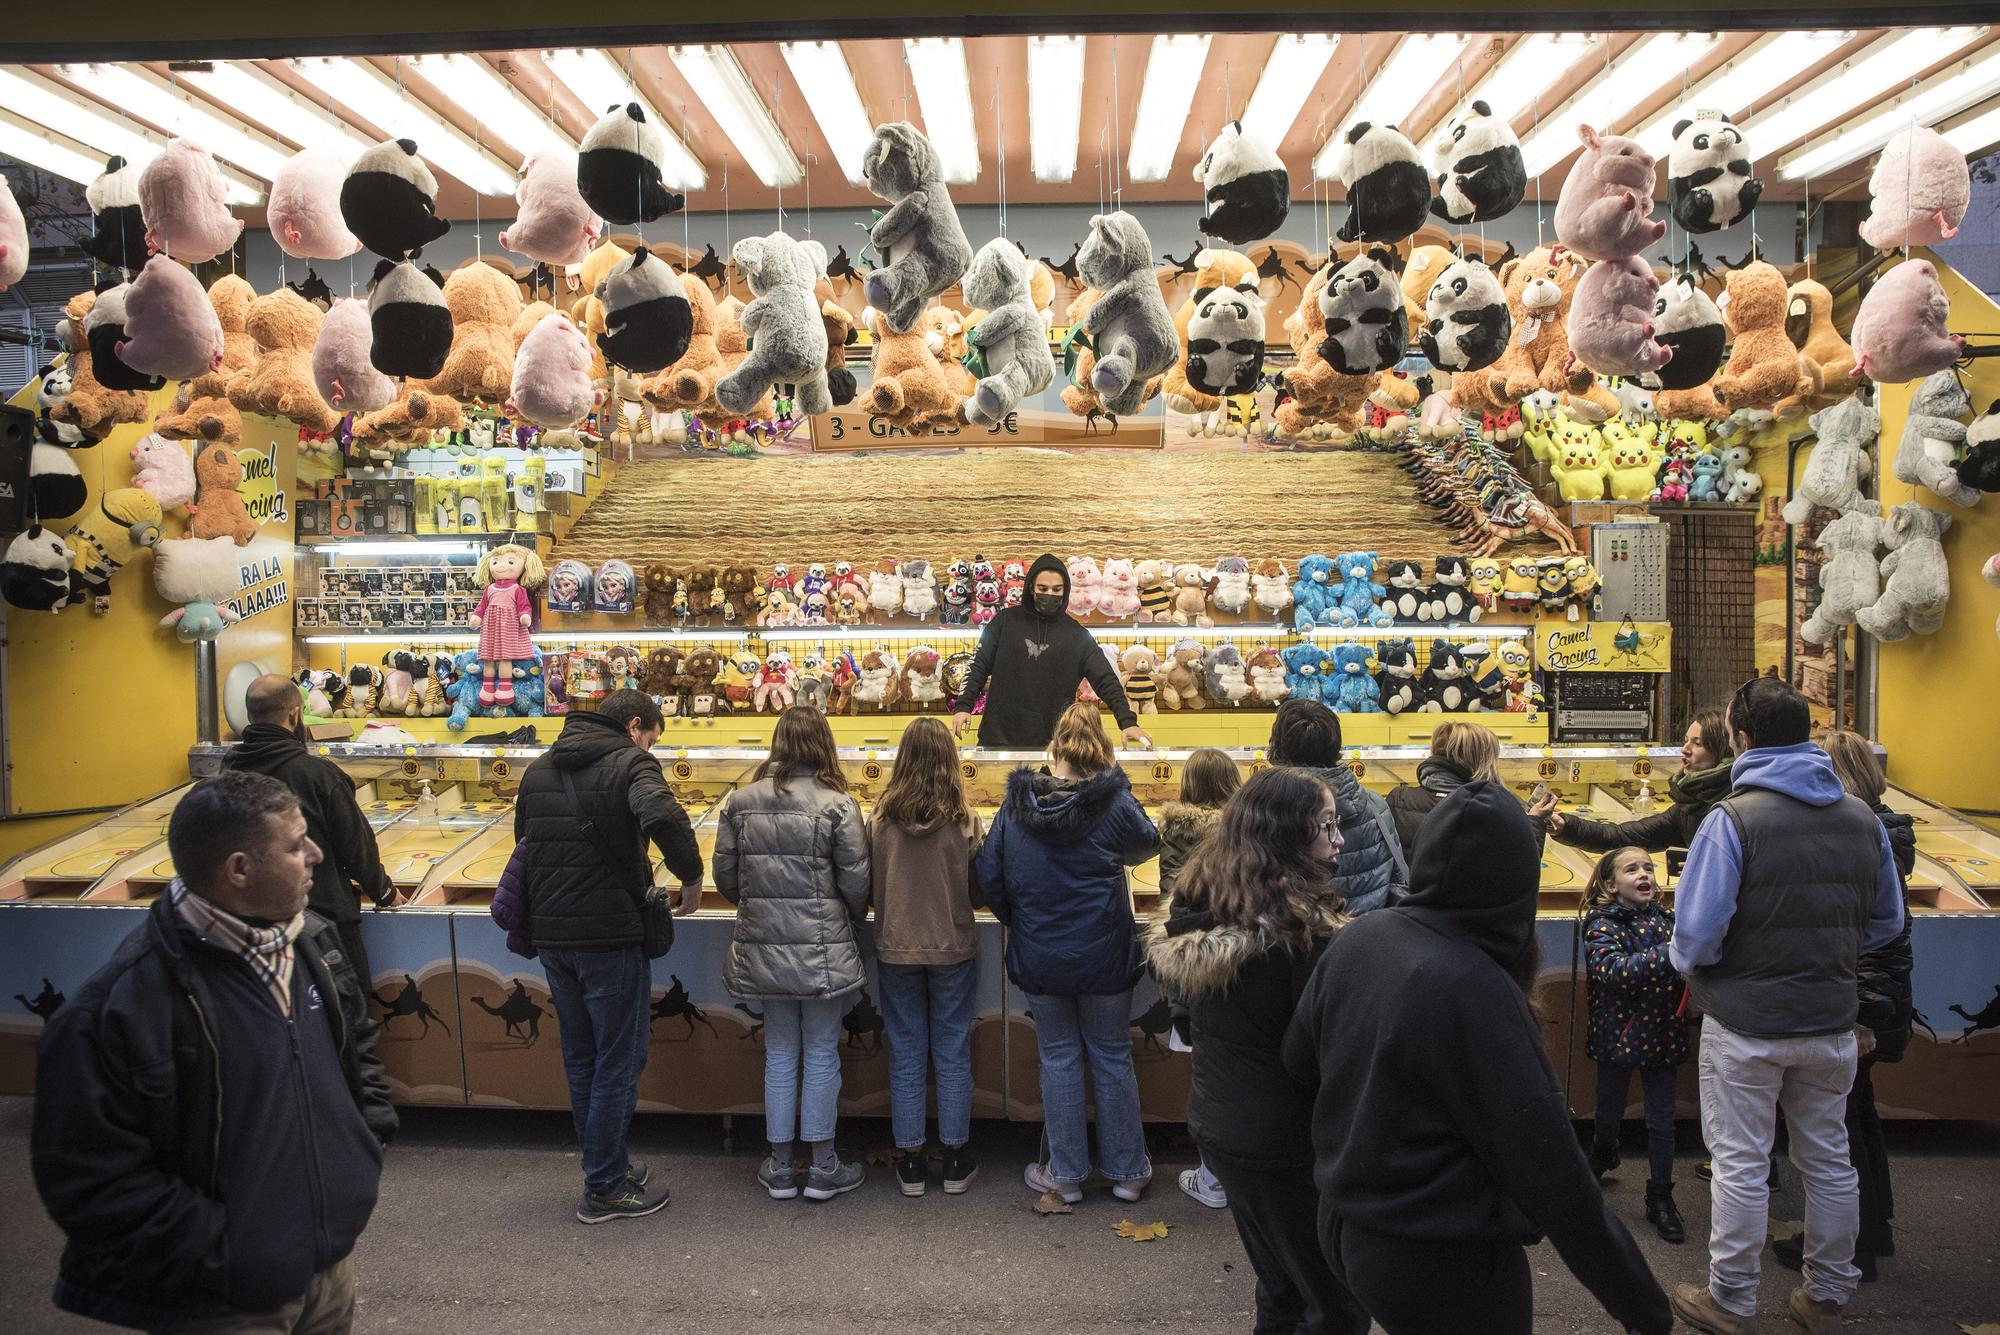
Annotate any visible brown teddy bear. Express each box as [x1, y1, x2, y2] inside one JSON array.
[[1777, 279, 1852, 418], [49, 290, 150, 439], [514, 300, 558, 349], [1489, 246, 1593, 403], [867, 307, 959, 428], [819, 296, 858, 404], [423, 262, 522, 404], [918, 305, 978, 397], [1029, 260, 1058, 330], [1400, 245, 1455, 329], [1713, 260, 1816, 412], [681, 563, 719, 625], [186, 440, 257, 546], [642, 275, 723, 412], [353, 386, 465, 445], [1159, 248, 1259, 420], [641, 564, 678, 624], [718, 564, 758, 623], [190, 274, 256, 401], [157, 395, 242, 445], [231, 290, 340, 432]]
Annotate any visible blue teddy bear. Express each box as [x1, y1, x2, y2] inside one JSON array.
[[1333, 551, 1394, 628], [1292, 553, 1338, 631], [1688, 451, 1727, 502], [1281, 642, 1329, 702], [448, 648, 544, 730], [1328, 642, 1382, 713]]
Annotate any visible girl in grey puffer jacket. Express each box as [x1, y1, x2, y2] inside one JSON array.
[[715, 708, 872, 1201]]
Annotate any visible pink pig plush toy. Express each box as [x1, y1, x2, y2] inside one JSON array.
[[498, 148, 603, 268], [268, 148, 363, 261], [1858, 125, 1972, 250], [130, 433, 196, 511], [1565, 252, 1673, 377], [117, 258, 225, 379], [1851, 258, 1965, 385], [507, 313, 603, 427], [1554, 124, 1667, 262], [312, 297, 398, 413], [139, 140, 245, 264], [0, 172, 27, 291]]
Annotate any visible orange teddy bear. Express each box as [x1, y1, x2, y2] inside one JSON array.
[[867, 307, 959, 428], [353, 386, 465, 445], [157, 395, 242, 445], [231, 290, 340, 433], [1776, 278, 1852, 418], [49, 290, 149, 440], [190, 274, 255, 401], [423, 261, 522, 404], [1713, 260, 1816, 413], [1489, 246, 1593, 403], [186, 441, 257, 546], [919, 305, 978, 397]]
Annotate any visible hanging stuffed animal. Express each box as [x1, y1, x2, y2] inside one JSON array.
[[866, 308, 960, 428], [232, 289, 341, 433], [312, 296, 398, 413], [129, 433, 196, 511], [368, 259, 454, 380], [340, 139, 451, 259], [139, 140, 244, 264], [190, 275, 255, 401], [1799, 509, 1885, 644], [509, 313, 603, 427], [595, 246, 693, 376], [65, 486, 163, 613], [117, 258, 225, 381], [84, 283, 165, 392], [420, 262, 521, 402], [1567, 255, 1672, 377], [1318, 246, 1405, 376], [0, 526, 76, 612], [29, 363, 88, 521], [716, 233, 830, 416], [1954, 399, 2000, 493], [1187, 271, 1269, 391], [1076, 211, 1178, 416], [501, 146, 604, 267], [1892, 369, 1978, 507], [1645, 274, 1728, 422], [1777, 280, 1855, 416], [1713, 261, 1814, 412], [1855, 502, 1953, 641], [186, 441, 257, 546], [1429, 101, 1525, 225], [1783, 395, 1879, 524], [1193, 120, 1289, 244], [1489, 245, 1590, 403], [1667, 113, 1762, 233], [1858, 125, 1971, 249], [0, 172, 26, 291], [1335, 122, 1430, 243], [640, 273, 724, 414], [960, 237, 1055, 426], [1852, 258, 1964, 385], [1554, 124, 1665, 261], [152, 535, 244, 642], [1160, 248, 1258, 425], [268, 147, 362, 260], [860, 122, 975, 335], [576, 104, 684, 226], [48, 291, 148, 438], [78, 156, 150, 273], [1420, 258, 1511, 373]]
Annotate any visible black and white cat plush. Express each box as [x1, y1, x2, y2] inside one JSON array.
[[1318, 245, 1408, 375], [0, 525, 76, 612], [1647, 274, 1728, 390], [1335, 122, 1430, 244], [1429, 101, 1526, 225], [595, 246, 692, 374], [1375, 638, 1420, 714], [83, 282, 164, 392], [77, 157, 150, 272], [1185, 273, 1266, 396], [1419, 259, 1511, 372], [1668, 112, 1762, 233], [1193, 121, 1289, 245], [577, 104, 685, 226], [1417, 638, 1475, 712], [368, 259, 454, 380], [341, 140, 452, 259], [30, 362, 87, 522]]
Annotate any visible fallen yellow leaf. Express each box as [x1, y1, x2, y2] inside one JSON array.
[[1955, 1324, 2000, 1335], [1113, 1219, 1170, 1242], [1031, 1190, 1074, 1216]]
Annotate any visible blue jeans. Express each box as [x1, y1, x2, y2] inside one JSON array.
[[761, 997, 848, 1144], [1025, 989, 1150, 1184], [540, 945, 651, 1196], [1595, 1061, 1680, 1184], [878, 960, 978, 1149]]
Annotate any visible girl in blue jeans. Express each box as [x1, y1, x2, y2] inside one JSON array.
[[978, 703, 1160, 1202], [870, 716, 985, 1196]]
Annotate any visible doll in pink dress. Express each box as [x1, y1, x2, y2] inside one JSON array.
[[469, 543, 547, 707]]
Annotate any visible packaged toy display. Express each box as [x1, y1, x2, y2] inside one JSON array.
[[594, 559, 635, 614]]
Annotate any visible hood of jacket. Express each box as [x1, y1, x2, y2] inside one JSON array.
[[229, 721, 309, 772], [1027, 552, 1070, 620], [1004, 764, 1131, 846], [1144, 893, 1345, 998], [1415, 755, 1472, 796], [1730, 742, 1847, 807], [1158, 801, 1222, 846], [548, 709, 640, 770], [1396, 779, 1541, 971], [1300, 763, 1364, 803], [1667, 760, 1734, 807]]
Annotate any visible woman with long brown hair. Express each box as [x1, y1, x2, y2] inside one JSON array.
[[870, 716, 984, 1197], [1533, 706, 1735, 855], [715, 707, 870, 1202]]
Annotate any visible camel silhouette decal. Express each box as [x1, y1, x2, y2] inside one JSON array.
[[13, 977, 63, 1020], [471, 980, 547, 1045], [1041, 242, 1082, 289], [1950, 984, 2000, 1042], [842, 990, 885, 1055], [1130, 995, 1173, 1054], [650, 975, 716, 1041], [734, 1002, 765, 1042], [372, 974, 451, 1037], [822, 245, 858, 285], [687, 243, 730, 291]]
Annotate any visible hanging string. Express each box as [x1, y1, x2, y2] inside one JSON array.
[[1531, 73, 1544, 248], [472, 121, 483, 260], [773, 70, 785, 233], [993, 80, 1008, 239], [803, 153, 815, 239], [627, 49, 645, 249], [1902, 72, 1918, 263], [1110, 38, 1123, 206], [679, 102, 693, 269], [722, 155, 733, 296]]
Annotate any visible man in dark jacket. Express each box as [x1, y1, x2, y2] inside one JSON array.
[[1268, 699, 1406, 913], [33, 771, 395, 1333], [515, 689, 702, 1224], [952, 553, 1150, 750], [225, 673, 397, 983], [1668, 680, 1905, 1335], [1281, 780, 1672, 1335]]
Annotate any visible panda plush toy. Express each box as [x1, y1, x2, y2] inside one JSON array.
[[1335, 122, 1431, 244], [1192, 121, 1289, 245], [1318, 246, 1408, 375], [78, 157, 150, 273], [340, 139, 452, 260], [577, 104, 686, 226], [367, 259, 455, 380], [30, 363, 88, 522], [1429, 101, 1527, 225], [1419, 259, 1511, 373], [1950, 398, 2000, 494], [1668, 113, 1762, 233], [1185, 274, 1266, 396], [1648, 274, 1728, 390], [0, 525, 76, 613], [595, 246, 692, 374], [83, 282, 165, 393]]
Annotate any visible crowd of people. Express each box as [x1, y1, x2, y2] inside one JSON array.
[[26, 673, 1915, 1335]]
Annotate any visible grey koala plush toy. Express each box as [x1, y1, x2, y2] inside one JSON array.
[[1891, 368, 1978, 507], [1856, 501, 1954, 641], [1078, 211, 1179, 417], [861, 123, 974, 335], [960, 238, 1055, 427], [716, 232, 832, 417]]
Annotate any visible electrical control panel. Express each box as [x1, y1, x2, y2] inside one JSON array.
[[1591, 521, 1669, 622]]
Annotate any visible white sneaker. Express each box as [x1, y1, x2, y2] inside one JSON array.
[[1111, 1174, 1152, 1203], [1179, 1166, 1228, 1209], [1023, 1160, 1083, 1204]]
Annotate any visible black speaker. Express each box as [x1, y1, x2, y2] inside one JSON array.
[[0, 404, 35, 535]]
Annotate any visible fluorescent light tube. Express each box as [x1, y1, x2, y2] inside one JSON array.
[[294, 57, 519, 196], [1517, 33, 1722, 178], [1944, 100, 2000, 156], [669, 44, 802, 188], [1752, 27, 1986, 161], [408, 53, 572, 161], [780, 41, 874, 185], [1781, 38, 2000, 178], [1028, 35, 1086, 183], [1128, 34, 1212, 184], [1314, 33, 1471, 178], [177, 61, 373, 160], [904, 38, 980, 184], [0, 65, 262, 203], [1631, 30, 1849, 158], [543, 48, 705, 190], [0, 108, 106, 184], [1239, 33, 1338, 150], [60, 62, 290, 180], [1455, 32, 1595, 128]]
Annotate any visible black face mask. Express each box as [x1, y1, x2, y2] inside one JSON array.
[[1032, 592, 1066, 618]]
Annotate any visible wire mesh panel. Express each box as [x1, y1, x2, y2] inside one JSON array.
[[1654, 505, 1757, 734]]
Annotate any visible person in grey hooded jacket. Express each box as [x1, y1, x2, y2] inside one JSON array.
[[715, 707, 872, 1202], [1267, 699, 1407, 913]]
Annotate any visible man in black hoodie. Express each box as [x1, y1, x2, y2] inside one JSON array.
[[225, 673, 397, 983], [952, 553, 1150, 750], [1282, 780, 1672, 1335]]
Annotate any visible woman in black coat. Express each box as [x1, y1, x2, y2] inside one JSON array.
[[1530, 707, 1733, 854], [1146, 767, 1369, 1335]]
